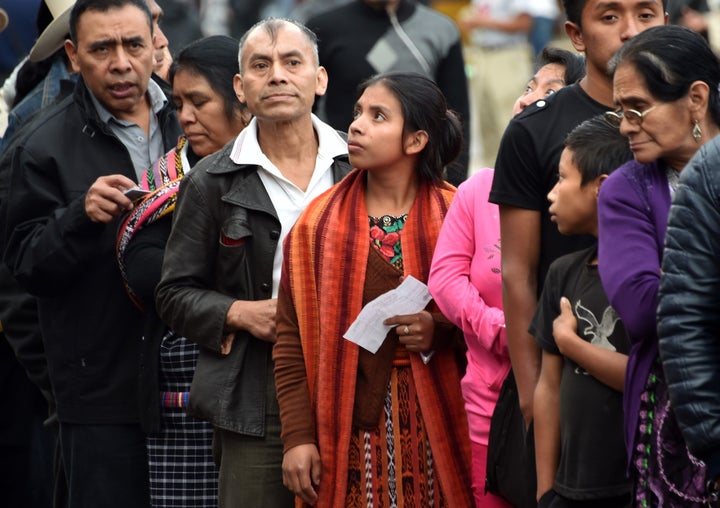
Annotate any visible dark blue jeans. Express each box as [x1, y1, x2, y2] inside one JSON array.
[[60, 422, 149, 507]]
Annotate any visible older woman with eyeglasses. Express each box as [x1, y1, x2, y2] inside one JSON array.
[[597, 25, 720, 507]]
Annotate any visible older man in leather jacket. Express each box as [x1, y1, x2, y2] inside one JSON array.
[[155, 18, 351, 508]]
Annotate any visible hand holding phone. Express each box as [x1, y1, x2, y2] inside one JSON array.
[[123, 186, 150, 202]]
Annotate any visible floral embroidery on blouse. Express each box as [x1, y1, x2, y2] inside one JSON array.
[[369, 214, 407, 271]]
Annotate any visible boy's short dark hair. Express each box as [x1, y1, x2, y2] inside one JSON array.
[[564, 115, 633, 186], [562, 0, 668, 27]]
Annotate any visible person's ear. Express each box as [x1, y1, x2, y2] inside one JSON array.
[[565, 21, 586, 54], [687, 80, 710, 116], [595, 174, 609, 199], [233, 73, 245, 104], [404, 130, 428, 155], [315, 66, 328, 97], [65, 40, 80, 73]]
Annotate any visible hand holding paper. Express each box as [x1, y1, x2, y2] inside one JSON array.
[[343, 275, 432, 353]]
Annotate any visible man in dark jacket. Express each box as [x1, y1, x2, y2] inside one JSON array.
[[155, 18, 351, 508], [3, 0, 181, 506]]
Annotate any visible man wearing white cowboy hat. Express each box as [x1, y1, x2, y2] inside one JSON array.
[[3, 0, 181, 506]]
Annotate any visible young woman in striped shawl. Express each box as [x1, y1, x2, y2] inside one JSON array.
[[274, 71, 473, 507]]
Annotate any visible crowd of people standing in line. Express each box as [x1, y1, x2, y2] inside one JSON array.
[[4, 1, 720, 508]]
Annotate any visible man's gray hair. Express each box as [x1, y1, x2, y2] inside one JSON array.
[[237, 18, 320, 75]]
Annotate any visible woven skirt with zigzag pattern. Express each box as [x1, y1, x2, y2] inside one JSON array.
[[346, 360, 447, 508]]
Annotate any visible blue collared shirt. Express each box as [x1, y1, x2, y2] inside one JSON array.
[[89, 78, 167, 179]]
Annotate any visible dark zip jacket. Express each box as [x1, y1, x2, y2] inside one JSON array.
[[4, 77, 181, 424]]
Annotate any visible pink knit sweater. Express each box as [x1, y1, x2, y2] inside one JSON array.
[[428, 169, 510, 445]]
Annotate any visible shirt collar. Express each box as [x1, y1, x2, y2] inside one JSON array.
[[230, 113, 348, 166], [89, 78, 167, 126]]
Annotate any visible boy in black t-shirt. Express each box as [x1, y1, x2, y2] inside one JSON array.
[[530, 116, 634, 507]]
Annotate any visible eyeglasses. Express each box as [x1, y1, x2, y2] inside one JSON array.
[[604, 104, 659, 128]]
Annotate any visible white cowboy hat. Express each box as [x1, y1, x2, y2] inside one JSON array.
[[0, 9, 8, 32], [29, 0, 76, 62]]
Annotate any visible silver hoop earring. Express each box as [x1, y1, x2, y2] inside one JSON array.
[[693, 120, 702, 143]]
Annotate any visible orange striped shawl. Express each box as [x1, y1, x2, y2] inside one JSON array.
[[281, 168, 473, 507]]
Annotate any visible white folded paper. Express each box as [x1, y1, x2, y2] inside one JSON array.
[[343, 275, 432, 353]]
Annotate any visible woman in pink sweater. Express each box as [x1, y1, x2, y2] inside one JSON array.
[[428, 168, 510, 507]]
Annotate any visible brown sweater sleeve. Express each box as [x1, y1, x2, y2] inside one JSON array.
[[273, 282, 316, 453]]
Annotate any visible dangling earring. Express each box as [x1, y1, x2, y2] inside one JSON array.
[[693, 120, 702, 143]]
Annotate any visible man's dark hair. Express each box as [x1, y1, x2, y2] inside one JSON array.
[[69, 0, 152, 43], [562, 0, 668, 27], [564, 115, 633, 185], [535, 47, 586, 86]]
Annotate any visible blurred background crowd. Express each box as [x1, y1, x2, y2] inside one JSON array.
[[2, 1, 719, 507], [1, 0, 719, 169]]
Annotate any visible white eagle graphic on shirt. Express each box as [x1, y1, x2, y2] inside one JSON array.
[[572, 299, 620, 375]]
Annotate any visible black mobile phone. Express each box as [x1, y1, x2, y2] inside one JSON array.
[[123, 187, 150, 202]]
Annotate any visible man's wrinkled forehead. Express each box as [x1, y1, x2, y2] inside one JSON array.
[[71, 0, 153, 43], [239, 20, 318, 72]]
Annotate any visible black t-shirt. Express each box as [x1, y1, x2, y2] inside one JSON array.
[[490, 84, 608, 291], [530, 246, 631, 500]]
